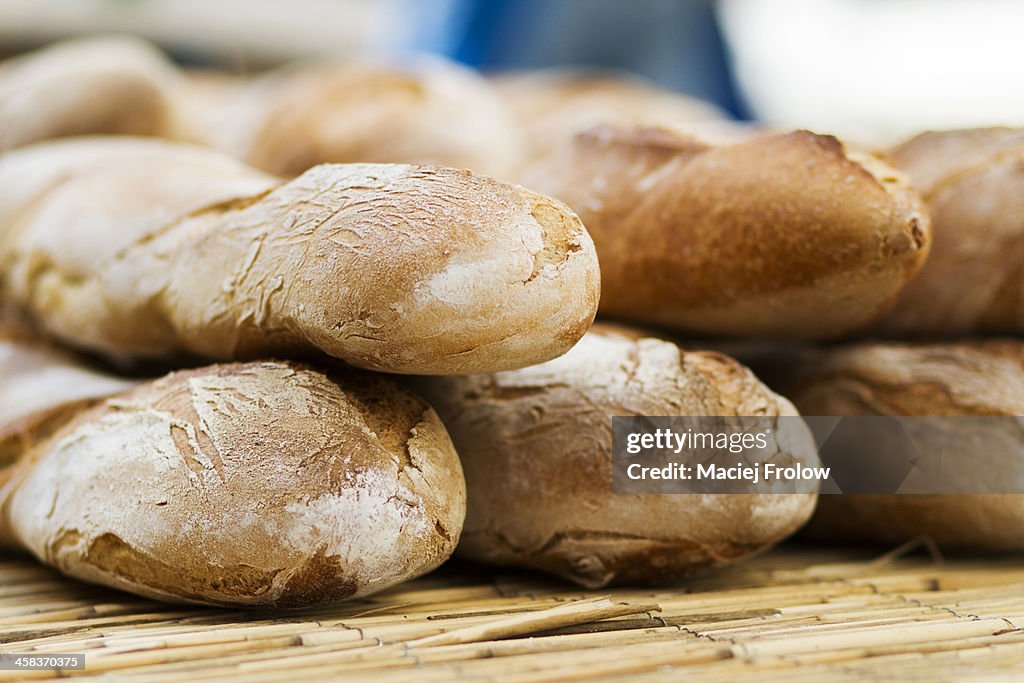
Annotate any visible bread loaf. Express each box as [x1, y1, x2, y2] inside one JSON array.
[[179, 57, 520, 178], [0, 335, 465, 607], [0, 326, 132, 428], [493, 68, 731, 167], [520, 127, 930, 339], [785, 340, 1024, 550], [0, 36, 176, 150], [0, 138, 599, 374], [876, 128, 1024, 335], [414, 325, 817, 588]]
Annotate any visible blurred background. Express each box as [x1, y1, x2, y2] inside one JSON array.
[[1, 0, 1023, 143]]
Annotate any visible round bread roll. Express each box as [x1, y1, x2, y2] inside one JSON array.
[[415, 325, 817, 588], [1, 358, 465, 607], [787, 340, 1024, 550]]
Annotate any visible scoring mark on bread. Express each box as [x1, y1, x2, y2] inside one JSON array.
[[168, 422, 217, 479]]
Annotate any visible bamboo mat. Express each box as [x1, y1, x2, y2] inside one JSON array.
[[2, 543, 1023, 681]]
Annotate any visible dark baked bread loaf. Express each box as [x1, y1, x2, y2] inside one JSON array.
[[786, 340, 1024, 550], [415, 324, 817, 588]]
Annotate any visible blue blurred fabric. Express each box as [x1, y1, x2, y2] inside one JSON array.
[[411, 0, 746, 119]]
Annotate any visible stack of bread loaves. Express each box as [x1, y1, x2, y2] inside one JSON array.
[[495, 70, 1024, 556], [772, 129, 1024, 551], [0, 128, 602, 605], [513, 89, 1024, 551], [0, 34, 1012, 607]]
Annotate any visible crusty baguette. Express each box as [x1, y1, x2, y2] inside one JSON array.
[[168, 68, 249, 147], [414, 324, 817, 588], [876, 128, 1024, 335], [0, 138, 599, 374], [520, 126, 930, 339], [178, 57, 521, 178], [0, 334, 465, 607], [493, 68, 733, 169], [784, 340, 1024, 550], [0, 36, 177, 150], [1, 38, 519, 178]]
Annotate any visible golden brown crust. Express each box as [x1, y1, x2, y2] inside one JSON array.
[[521, 127, 930, 340], [187, 58, 520, 178], [886, 127, 1024, 192], [0, 138, 599, 374], [413, 324, 817, 588], [876, 128, 1024, 335], [493, 68, 732, 170], [786, 340, 1024, 550], [788, 340, 1024, 417], [2, 358, 465, 607], [495, 69, 726, 125], [0, 36, 176, 150]]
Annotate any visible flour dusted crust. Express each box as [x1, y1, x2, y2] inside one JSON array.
[[0, 323, 131, 518], [0, 138, 599, 374], [521, 126, 930, 340], [0, 36, 176, 150], [0, 358, 465, 607], [788, 340, 1024, 550], [415, 325, 817, 588]]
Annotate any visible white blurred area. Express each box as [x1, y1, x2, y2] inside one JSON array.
[[3, 0, 1022, 145], [720, 0, 1024, 144], [0, 0, 413, 66]]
